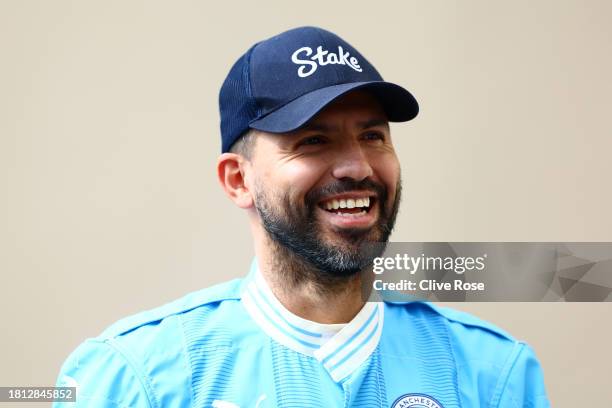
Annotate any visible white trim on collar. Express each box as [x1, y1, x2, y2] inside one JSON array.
[[241, 260, 384, 382]]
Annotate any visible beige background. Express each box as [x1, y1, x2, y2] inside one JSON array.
[[1, 1, 611, 406]]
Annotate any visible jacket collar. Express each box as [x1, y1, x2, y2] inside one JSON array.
[[241, 259, 384, 382]]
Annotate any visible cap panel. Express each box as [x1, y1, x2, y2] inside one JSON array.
[[249, 26, 382, 117], [219, 45, 260, 153]]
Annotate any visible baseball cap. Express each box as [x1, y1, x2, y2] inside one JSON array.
[[219, 26, 419, 153]]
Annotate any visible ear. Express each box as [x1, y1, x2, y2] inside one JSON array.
[[217, 153, 254, 209]]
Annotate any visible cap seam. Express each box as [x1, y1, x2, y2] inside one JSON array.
[[244, 42, 262, 118], [314, 28, 342, 84]]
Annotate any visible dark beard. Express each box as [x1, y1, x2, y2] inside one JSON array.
[[254, 177, 402, 288]]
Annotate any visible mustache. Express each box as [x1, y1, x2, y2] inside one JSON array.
[[305, 179, 388, 207]]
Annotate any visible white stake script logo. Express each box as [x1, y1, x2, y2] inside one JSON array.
[[291, 45, 363, 78]]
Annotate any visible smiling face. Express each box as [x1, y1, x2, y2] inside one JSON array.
[[248, 90, 402, 277]]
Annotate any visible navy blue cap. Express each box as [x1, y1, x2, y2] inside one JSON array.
[[219, 26, 419, 153]]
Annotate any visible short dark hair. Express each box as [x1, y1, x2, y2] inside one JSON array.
[[228, 129, 257, 160]]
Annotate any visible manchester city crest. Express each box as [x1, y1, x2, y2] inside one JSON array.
[[391, 393, 444, 408]]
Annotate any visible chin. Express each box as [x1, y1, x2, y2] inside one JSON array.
[[328, 227, 385, 245]]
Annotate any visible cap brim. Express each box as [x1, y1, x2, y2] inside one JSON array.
[[248, 81, 418, 133]]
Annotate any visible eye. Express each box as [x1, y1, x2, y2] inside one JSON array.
[[298, 135, 326, 146], [362, 131, 385, 142]]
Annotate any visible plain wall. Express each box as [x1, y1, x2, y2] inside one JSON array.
[[1, 1, 611, 406]]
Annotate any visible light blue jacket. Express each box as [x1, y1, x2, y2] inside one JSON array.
[[55, 268, 550, 407]]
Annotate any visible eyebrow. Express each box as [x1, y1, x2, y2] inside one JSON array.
[[299, 118, 388, 133]]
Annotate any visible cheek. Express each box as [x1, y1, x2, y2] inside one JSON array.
[[375, 155, 401, 197], [272, 159, 329, 201]]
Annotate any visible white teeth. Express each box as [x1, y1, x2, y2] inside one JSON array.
[[322, 197, 372, 210]]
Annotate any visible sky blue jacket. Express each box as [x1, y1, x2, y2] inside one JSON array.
[[55, 263, 550, 407]]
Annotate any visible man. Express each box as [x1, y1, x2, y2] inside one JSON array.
[[55, 26, 550, 407]]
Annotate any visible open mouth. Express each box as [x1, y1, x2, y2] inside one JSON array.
[[318, 195, 377, 217]]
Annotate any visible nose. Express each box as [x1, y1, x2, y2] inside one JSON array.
[[330, 142, 374, 181]]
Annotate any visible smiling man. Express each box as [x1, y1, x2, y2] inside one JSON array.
[[54, 27, 550, 407]]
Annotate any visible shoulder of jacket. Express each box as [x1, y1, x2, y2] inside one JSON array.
[[386, 300, 516, 342], [98, 278, 243, 339]]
